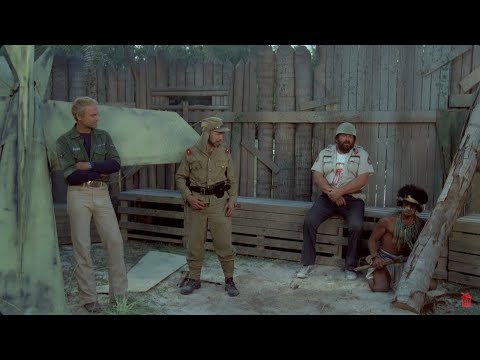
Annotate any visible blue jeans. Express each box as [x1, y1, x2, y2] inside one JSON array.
[[301, 193, 365, 270]]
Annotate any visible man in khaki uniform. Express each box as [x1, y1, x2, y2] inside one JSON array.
[[56, 96, 128, 313], [175, 117, 239, 296], [297, 122, 375, 280]]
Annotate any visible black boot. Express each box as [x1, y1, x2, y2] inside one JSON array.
[[180, 279, 201, 295], [225, 277, 239, 297]]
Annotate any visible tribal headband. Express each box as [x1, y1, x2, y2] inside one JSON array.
[[398, 194, 426, 211]]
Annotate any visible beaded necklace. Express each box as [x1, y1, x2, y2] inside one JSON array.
[[393, 211, 423, 251]]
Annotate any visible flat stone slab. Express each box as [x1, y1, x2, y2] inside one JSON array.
[[97, 251, 186, 293]]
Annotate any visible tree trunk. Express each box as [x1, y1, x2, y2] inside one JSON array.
[[392, 105, 480, 313]]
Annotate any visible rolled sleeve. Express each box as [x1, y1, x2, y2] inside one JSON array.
[[358, 150, 375, 176]]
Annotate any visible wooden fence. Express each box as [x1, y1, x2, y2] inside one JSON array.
[[48, 45, 480, 209]]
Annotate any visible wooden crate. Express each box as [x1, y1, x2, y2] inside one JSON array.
[[118, 189, 448, 278], [448, 215, 480, 287], [54, 203, 101, 245]]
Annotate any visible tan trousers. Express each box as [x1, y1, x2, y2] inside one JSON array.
[[185, 197, 236, 280], [67, 185, 128, 306]]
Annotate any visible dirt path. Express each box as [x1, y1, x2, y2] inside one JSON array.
[[60, 240, 477, 315]]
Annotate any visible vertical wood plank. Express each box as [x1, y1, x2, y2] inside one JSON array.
[[424, 123, 436, 209], [461, 47, 473, 93], [137, 61, 148, 188], [429, 45, 442, 110], [52, 51, 69, 101], [231, 60, 244, 193], [375, 124, 387, 207], [186, 62, 195, 88], [273, 45, 295, 200], [340, 45, 350, 111], [106, 65, 117, 104], [449, 45, 464, 96], [363, 45, 374, 111], [222, 59, 234, 147], [356, 45, 367, 111], [165, 60, 177, 190], [387, 45, 398, 111], [421, 45, 432, 110], [294, 45, 312, 201], [223, 59, 234, 109], [194, 60, 204, 87], [438, 45, 451, 110], [256, 45, 274, 199], [404, 45, 415, 111], [332, 45, 343, 111], [348, 45, 358, 111], [396, 45, 407, 111], [312, 45, 327, 200], [96, 65, 106, 104], [412, 45, 424, 111], [325, 45, 335, 110], [155, 51, 169, 189], [385, 123, 399, 207], [240, 60, 250, 196], [371, 45, 381, 111], [125, 63, 135, 106], [379, 45, 389, 111], [117, 67, 126, 103], [67, 55, 85, 101], [204, 61, 213, 88], [248, 57, 257, 197]]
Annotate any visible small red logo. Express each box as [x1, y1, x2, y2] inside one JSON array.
[[186, 148, 192, 156], [461, 292, 472, 308]]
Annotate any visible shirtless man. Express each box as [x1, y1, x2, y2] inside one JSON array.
[[367, 184, 430, 292]]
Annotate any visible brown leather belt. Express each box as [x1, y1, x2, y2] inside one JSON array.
[[188, 181, 226, 196], [188, 185, 218, 195], [76, 180, 108, 188]]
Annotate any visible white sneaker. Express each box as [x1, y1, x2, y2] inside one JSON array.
[[345, 270, 358, 280], [297, 265, 314, 278]]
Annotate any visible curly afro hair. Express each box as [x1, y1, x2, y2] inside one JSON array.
[[396, 184, 429, 212]]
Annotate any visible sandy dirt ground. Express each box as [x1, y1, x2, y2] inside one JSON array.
[[60, 240, 479, 315]]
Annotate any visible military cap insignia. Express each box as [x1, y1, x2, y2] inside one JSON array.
[[186, 148, 192, 156]]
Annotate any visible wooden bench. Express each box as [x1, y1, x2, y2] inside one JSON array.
[[448, 214, 480, 287], [117, 189, 446, 279]]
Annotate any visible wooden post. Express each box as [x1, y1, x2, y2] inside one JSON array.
[[392, 105, 480, 313]]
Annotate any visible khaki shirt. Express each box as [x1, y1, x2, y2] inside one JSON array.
[[175, 142, 238, 205], [56, 125, 121, 180], [311, 144, 374, 200]]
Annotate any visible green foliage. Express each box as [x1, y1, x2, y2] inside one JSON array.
[[154, 45, 255, 63], [106, 295, 155, 315], [36, 45, 258, 68]]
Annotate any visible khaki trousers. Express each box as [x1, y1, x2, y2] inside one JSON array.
[[67, 185, 128, 306], [185, 197, 236, 280]]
